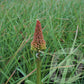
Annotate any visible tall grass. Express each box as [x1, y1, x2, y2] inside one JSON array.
[[0, 0, 84, 84]]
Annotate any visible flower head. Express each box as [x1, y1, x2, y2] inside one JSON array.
[[31, 19, 46, 51]]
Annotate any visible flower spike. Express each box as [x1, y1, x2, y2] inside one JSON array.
[[31, 19, 46, 51]]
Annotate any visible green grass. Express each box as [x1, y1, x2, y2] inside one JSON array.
[[0, 0, 84, 84]]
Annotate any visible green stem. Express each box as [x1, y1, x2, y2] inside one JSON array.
[[36, 52, 41, 84]]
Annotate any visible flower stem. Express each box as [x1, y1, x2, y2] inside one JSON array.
[[36, 52, 41, 84]]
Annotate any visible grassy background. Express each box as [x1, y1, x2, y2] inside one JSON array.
[[0, 0, 84, 84]]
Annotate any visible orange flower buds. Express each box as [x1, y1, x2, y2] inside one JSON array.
[[31, 19, 46, 51]]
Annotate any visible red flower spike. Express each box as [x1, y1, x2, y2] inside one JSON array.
[[31, 19, 46, 51]]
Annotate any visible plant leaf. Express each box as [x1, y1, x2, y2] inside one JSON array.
[[25, 80, 35, 84]]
